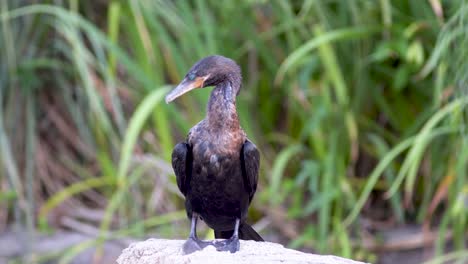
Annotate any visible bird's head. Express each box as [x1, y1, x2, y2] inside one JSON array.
[[165, 55, 241, 103]]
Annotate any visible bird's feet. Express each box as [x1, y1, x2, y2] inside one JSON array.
[[182, 237, 214, 255], [213, 236, 240, 253]]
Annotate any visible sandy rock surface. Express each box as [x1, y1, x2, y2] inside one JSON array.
[[117, 238, 369, 264]]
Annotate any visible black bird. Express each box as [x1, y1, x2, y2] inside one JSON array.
[[165, 55, 263, 254]]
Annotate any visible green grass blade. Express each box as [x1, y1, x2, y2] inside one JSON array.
[[268, 144, 303, 205], [275, 26, 381, 85], [117, 87, 170, 181]]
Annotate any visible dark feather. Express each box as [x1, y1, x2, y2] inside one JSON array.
[[172, 142, 192, 196], [241, 140, 260, 203], [214, 223, 264, 241]]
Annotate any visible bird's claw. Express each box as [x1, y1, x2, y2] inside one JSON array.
[[213, 237, 240, 253], [183, 237, 214, 255]]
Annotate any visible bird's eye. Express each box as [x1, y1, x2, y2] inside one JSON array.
[[188, 73, 196, 81]]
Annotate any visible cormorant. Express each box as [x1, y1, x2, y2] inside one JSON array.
[[165, 55, 263, 254]]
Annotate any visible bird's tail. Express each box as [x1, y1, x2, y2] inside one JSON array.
[[239, 223, 264, 241], [214, 223, 264, 241]]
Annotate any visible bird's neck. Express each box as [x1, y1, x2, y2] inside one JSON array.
[[206, 81, 240, 131]]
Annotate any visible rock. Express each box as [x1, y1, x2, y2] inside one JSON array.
[[117, 238, 368, 264]]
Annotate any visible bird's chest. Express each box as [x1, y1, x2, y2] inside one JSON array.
[[191, 138, 241, 180], [189, 132, 244, 193]]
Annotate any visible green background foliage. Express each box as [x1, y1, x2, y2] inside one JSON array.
[[0, 0, 467, 263]]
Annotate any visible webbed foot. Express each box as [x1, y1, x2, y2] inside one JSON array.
[[213, 236, 240, 253], [183, 237, 214, 255]]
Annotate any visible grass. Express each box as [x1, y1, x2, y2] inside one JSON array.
[[0, 0, 467, 263]]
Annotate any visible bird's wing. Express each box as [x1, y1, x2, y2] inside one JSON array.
[[241, 140, 260, 203], [171, 142, 192, 196]]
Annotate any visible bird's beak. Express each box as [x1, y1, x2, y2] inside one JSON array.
[[165, 75, 209, 103]]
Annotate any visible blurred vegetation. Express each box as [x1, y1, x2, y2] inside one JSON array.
[[0, 0, 467, 263]]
